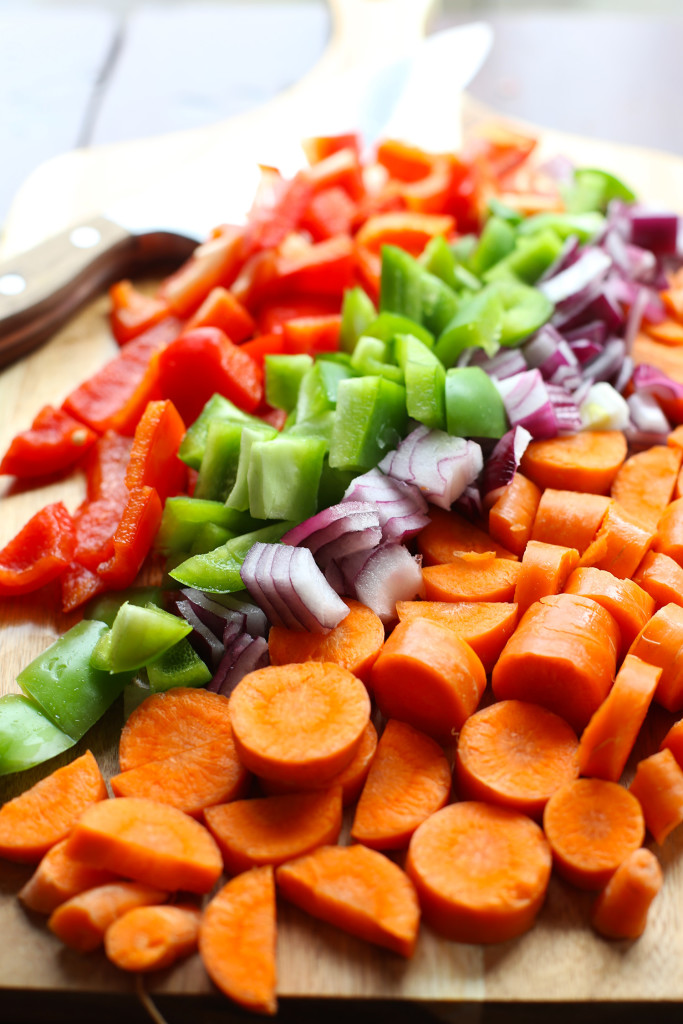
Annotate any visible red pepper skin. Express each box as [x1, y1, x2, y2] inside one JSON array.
[[72, 431, 132, 571], [270, 236, 355, 297], [97, 486, 163, 590], [239, 332, 286, 366], [157, 327, 263, 425], [302, 133, 362, 165], [185, 286, 255, 343], [0, 503, 75, 596], [0, 406, 97, 478], [157, 226, 250, 318], [109, 280, 171, 346], [282, 315, 342, 355], [301, 186, 357, 241], [124, 399, 187, 502], [61, 563, 106, 613], [85, 431, 133, 503]]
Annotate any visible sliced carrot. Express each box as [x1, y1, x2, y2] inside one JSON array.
[[417, 505, 517, 566], [204, 788, 342, 876], [610, 445, 682, 530], [394, 601, 519, 674], [18, 838, 118, 916], [668, 424, 683, 451], [275, 844, 420, 957], [48, 881, 167, 953], [488, 472, 542, 557], [0, 750, 107, 864], [521, 431, 628, 494], [578, 501, 654, 580], [632, 336, 683, 408], [350, 719, 451, 851], [661, 287, 683, 319], [422, 553, 521, 603], [660, 717, 683, 768], [228, 662, 370, 787], [629, 603, 683, 712], [564, 566, 655, 655], [454, 700, 579, 819], [543, 778, 645, 890], [591, 847, 663, 940], [199, 866, 277, 1015], [577, 655, 661, 783], [65, 797, 223, 894], [405, 801, 552, 943], [513, 540, 579, 618], [653, 496, 683, 567], [491, 594, 620, 733], [268, 598, 384, 684], [370, 617, 486, 745], [644, 318, 683, 345], [530, 489, 610, 555], [629, 748, 683, 845], [104, 903, 201, 972]]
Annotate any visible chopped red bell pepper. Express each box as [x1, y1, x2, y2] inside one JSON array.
[[61, 562, 105, 612], [239, 332, 286, 366], [109, 280, 171, 346], [354, 211, 455, 256], [0, 406, 97, 478], [301, 148, 365, 201], [85, 430, 133, 503], [353, 244, 382, 305], [301, 133, 362, 164], [247, 173, 314, 251], [124, 399, 187, 501], [157, 225, 251, 318], [257, 297, 341, 334], [270, 235, 355, 297], [301, 186, 357, 241], [376, 139, 437, 182], [97, 485, 163, 590], [72, 430, 133, 570], [185, 285, 256, 342], [0, 502, 75, 596], [282, 315, 342, 355]]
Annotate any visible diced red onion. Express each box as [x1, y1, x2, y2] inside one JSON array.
[[567, 337, 604, 366], [342, 543, 423, 625], [239, 543, 283, 627], [257, 544, 301, 631], [603, 228, 657, 283], [524, 326, 581, 390], [175, 598, 225, 670], [210, 635, 269, 697], [343, 467, 429, 543], [379, 425, 483, 510], [538, 235, 582, 283], [563, 319, 608, 349], [538, 247, 611, 305], [613, 356, 634, 397], [632, 363, 683, 403], [179, 587, 246, 640], [546, 384, 582, 434], [494, 369, 558, 439], [555, 283, 625, 334], [480, 425, 532, 500], [627, 391, 671, 439], [462, 346, 528, 380], [629, 211, 680, 256], [582, 337, 626, 384], [623, 286, 650, 356], [453, 483, 484, 521], [282, 501, 382, 569], [213, 593, 269, 639]]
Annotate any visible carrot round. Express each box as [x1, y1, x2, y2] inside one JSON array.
[[543, 778, 645, 890], [513, 540, 579, 618], [203, 786, 343, 875], [48, 881, 167, 953], [104, 903, 201, 972], [520, 430, 627, 494], [405, 801, 552, 943], [491, 594, 620, 733], [370, 617, 486, 745], [18, 838, 118, 916], [417, 505, 517, 566], [0, 750, 107, 864], [577, 655, 661, 783], [610, 444, 682, 530], [590, 847, 663, 940], [660, 717, 683, 769], [531, 489, 610, 555], [229, 662, 370, 787], [268, 598, 384, 684], [564, 566, 655, 655], [199, 866, 277, 1015], [633, 550, 683, 609], [578, 501, 654, 580], [422, 553, 521, 603], [394, 601, 518, 674], [488, 472, 541, 557], [350, 719, 451, 850], [275, 844, 420, 957], [629, 603, 683, 712], [629, 748, 683, 845], [65, 797, 223, 894], [654, 496, 683, 567], [454, 700, 579, 819]]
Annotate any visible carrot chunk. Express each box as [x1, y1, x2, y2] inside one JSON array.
[[591, 848, 663, 940], [578, 501, 654, 580], [629, 748, 683, 845], [633, 550, 683, 609], [531, 489, 610, 555], [395, 601, 519, 674], [370, 617, 486, 745], [660, 717, 683, 768], [514, 541, 579, 618], [543, 778, 645, 890], [405, 801, 552, 943], [520, 431, 627, 494], [422, 553, 521, 603], [564, 566, 655, 655], [577, 655, 661, 783], [48, 881, 167, 953], [65, 797, 223, 894], [491, 594, 620, 733], [417, 505, 517, 566], [654, 496, 683, 567], [0, 750, 107, 864], [629, 603, 683, 712], [610, 445, 682, 530], [488, 472, 541, 557], [455, 700, 579, 819], [350, 719, 451, 850], [203, 787, 343, 875], [104, 903, 201, 972], [275, 844, 420, 957], [228, 662, 370, 787], [18, 838, 118, 915], [199, 866, 277, 1015]]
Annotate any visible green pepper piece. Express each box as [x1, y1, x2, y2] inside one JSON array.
[[350, 336, 404, 384], [156, 496, 256, 555], [194, 419, 244, 502], [264, 354, 314, 412], [363, 312, 435, 349], [248, 435, 327, 521], [317, 458, 359, 509], [169, 521, 295, 593], [486, 198, 524, 226], [379, 245, 459, 335], [92, 602, 192, 674], [517, 211, 605, 243], [488, 278, 554, 347], [85, 585, 164, 628], [286, 410, 335, 445], [178, 394, 265, 470], [147, 638, 211, 692], [17, 620, 133, 741], [445, 367, 508, 439], [329, 375, 408, 472], [225, 424, 280, 512], [0, 694, 75, 775], [295, 360, 354, 423], [434, 287, 503, 368], [420, 237, 482, 293], [394, 333, 446, 430], [483, 228, 564, 285], [339, 286, 376, 353], [469, 216, 517, 277], [189, 523, 232, 555], [450, 234, 478, 263], [563, 167, 636, 214]]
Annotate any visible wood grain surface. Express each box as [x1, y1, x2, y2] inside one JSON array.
[[3, 0, 683, 1012]]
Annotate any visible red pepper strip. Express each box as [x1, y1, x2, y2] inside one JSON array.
[[124, 399, 187, 502], [185, 286, 255, 342], [97, 485, 163, 590], [246, 173, 314, 251], [85, 431, 133, 502], [282, 315, 342, 355], [62, 317, 181, 435], [270, 236, 355, 297], [239, 332, 286, 366], [0, 405, 97, 478], [157, 226, 251, 318], [354, 211, 455, 256], [109, 280, 171, 346], [231, 249, 279, 312], [61, 563, 105, 613], [301, 132, 362, 164], [399, 156, 466, 216], [157, 326, 263, 425], [0, 502, 75, 596], [376, 139, 437, 182], [73, 430, 132, 570], [301, 148, 365, 201], [301, 186, 357, 241], [257, 298, 340, 335]]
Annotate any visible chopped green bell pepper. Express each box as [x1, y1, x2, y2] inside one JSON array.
[[169, 521, 295, 593], [295, 359, 354, 423], [434, 287, 503, 367], [469, 216, 517, 277], [0, 695, 75, 775], [155, 496, 256, 555], [339, 286, 376, 353], [225, 424, 280, 512], [394, 333, 446, 430], [178, 393, 265, 470], [91, 602, 192, 675], [329, 375, 408, 472], [147, 638, 211, 691], [265, 354, 314, 412], [445, 366, 508, 439], [193, 419, 244, 502], [248, 435, 327, 520]]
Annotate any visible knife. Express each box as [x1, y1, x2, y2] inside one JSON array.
[[0, 18, 492, 369]]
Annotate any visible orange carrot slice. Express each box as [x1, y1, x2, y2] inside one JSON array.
[[0, 750, 107, 864], [275, 844, 420, 957], [564, 566, 655, 655], [629, 748, 683, 845], [660, 717, 683, 768], [18, 838, 118, 915], [405, 801, 552, 943], [521, 431, 627, 494], [104, 903, 201, 972], [488, 472, 541, 557], [229, 662, 370, 787], [629, 603, 683, 712], [530, 489, 610, 555], [417, 505, 517, 566], [654, 496, 683, 567], [491, 594, 620, 733], [48, 881, 167, 953], [394, 601, 519, 673], [590, 848, 663, 940], [455, 700, 579, 819], [370, 617, 486, 745], [579, 501, 654, 580], [203, 787, 343, 875], [199, 866, 277, 1015], [610, 445, 682, 530], [633, 550, 683, 609], [543, 778, 645, 890], [65, 797, 223, 894], [350, 719, 451, 850], [422, 553, 521, 603], [513, 540, 579, 617], [644, 318, 683, 345]]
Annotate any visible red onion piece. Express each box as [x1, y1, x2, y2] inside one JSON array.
[[179, 587, 246, 640], [567, 337, 604, 366], [563, 319, 608, 349], [461, 347, 528, 380], [343, 467, 430, 543], [209, 635, 269, 696], [524, 326, 581, 390], [546, 384, 582, 434], [480, 425, 532, 500], [613, 356, 634, 397], [632, 363, 683, 403], [343, 543, 423, 625], [629, 211, 680, 256], [174, 598, 224, 670], [538, 247, 611, 305], [623, 286, 650, 356], [239, 543, 282, 628], [213, 593, 269, 639], [583, 337, 626, 384], [494, 369, 558, 439], [380, 425, 483, 510], [282, 502, 382, 569]]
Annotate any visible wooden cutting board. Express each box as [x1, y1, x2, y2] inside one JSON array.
[[3, 0, 683, 1009]]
